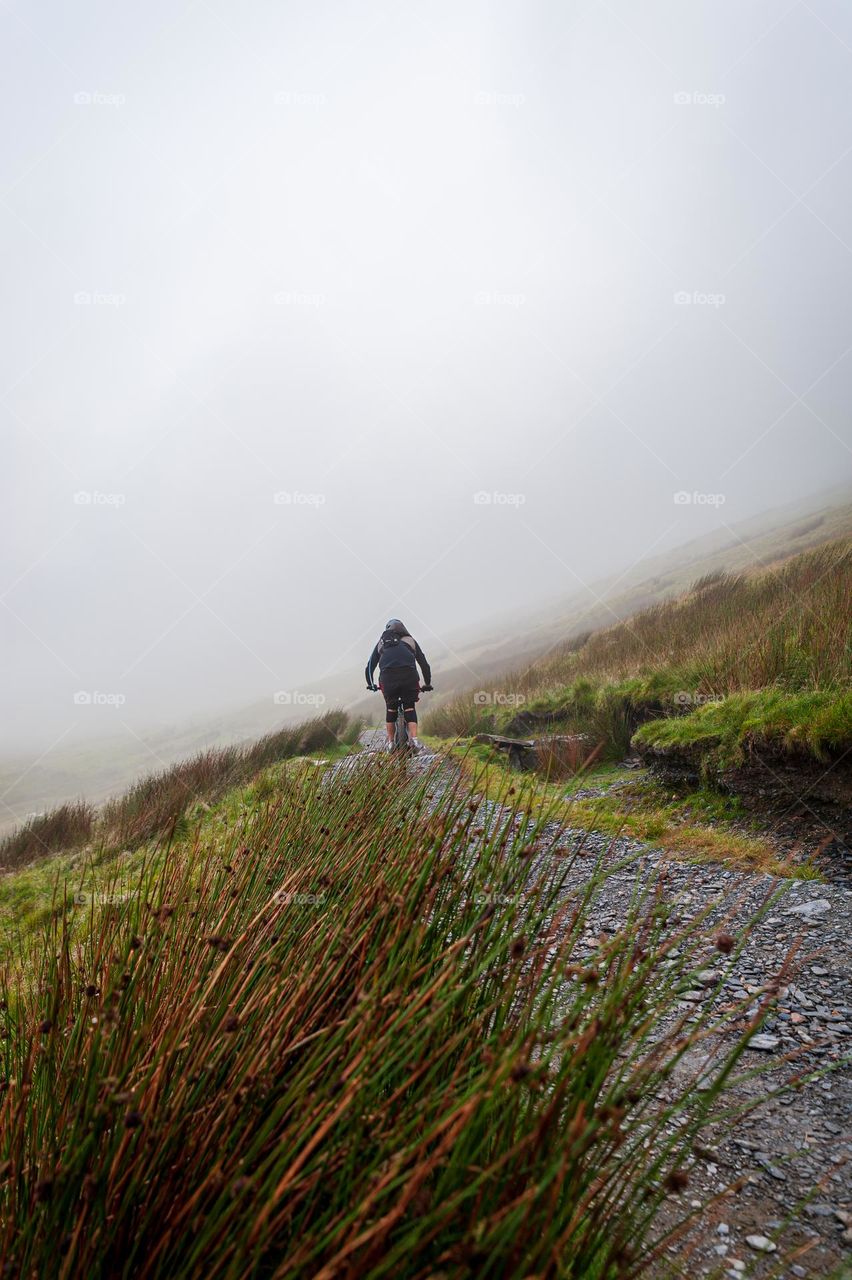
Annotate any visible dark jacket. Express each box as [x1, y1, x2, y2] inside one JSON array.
[[365, 633, 431, 687]]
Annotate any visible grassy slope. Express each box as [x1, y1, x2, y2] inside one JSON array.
[[0, 749, 349, 958], [0, 712, 357, 876], [0, 745, 777, 1278], [426, 539, 852, 774], [421, 494, 852, 700]]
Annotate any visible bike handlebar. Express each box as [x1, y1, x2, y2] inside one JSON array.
[[367, 684, 433, 692]]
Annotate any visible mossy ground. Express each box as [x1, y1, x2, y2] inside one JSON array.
[[443, 741, 822, 880]]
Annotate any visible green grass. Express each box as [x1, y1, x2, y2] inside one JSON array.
[[0, 745, 356, 963], [635, 688, 852, 769], [0, 750, 780, 1278]]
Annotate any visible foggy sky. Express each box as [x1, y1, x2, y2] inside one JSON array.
[[3, 0, 852, 758]]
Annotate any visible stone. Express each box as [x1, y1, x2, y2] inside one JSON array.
[[784, 898, 831, 918], [748, 1034, 780, 1051], [755, 1153, 786, 1181], [745, 1235, 777, 1253]]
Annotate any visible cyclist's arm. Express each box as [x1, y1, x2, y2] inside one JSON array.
[[365, 645, 380, 688], [414, 642, 431, 686]]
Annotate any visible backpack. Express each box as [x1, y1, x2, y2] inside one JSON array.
[[378, 629, 415, 653]]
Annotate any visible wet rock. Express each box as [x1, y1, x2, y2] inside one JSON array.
[[745, 1234, 777, 1253], [748, 1033, 780, 1051], [784, 898, 831, 918]]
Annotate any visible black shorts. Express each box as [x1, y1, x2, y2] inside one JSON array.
[[379, 671, 420, 722]]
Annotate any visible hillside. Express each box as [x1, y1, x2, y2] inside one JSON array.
[[426, 536, 852, 865], [3, 490, 850, 834]]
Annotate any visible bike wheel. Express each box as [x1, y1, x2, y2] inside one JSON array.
[[394, 701, 408, 749]]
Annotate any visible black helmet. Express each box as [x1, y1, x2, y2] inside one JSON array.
[[385, 618, 406, 635]]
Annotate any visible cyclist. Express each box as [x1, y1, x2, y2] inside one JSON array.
[[365, 619, 433, 752]]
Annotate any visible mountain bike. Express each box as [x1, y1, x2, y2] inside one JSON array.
[[371, 684, 432, 751]]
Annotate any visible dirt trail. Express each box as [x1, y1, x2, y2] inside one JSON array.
[[341, 731, 852, 1276]]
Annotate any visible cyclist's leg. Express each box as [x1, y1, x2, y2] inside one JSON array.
[[401, 679, 420, 741]]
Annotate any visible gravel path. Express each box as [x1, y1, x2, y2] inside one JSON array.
[[343, 732, 852, 1276]]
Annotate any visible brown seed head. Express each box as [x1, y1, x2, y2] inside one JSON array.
[[665, 1169, 689, 1193]]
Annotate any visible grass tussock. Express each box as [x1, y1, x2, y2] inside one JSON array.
[[634, 687, 852, 768], [0, 760, 772, 1277], [0, 800, 95, 871]]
